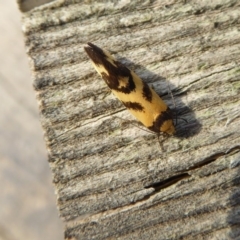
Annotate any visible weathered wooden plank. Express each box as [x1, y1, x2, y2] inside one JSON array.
[[20, 0, 240, 239]]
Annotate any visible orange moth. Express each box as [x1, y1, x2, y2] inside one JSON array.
[[84, 42, 175, 135]]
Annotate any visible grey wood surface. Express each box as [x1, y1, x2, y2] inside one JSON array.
[[20, 0, 240, 239], [0, 1, 63, 240]]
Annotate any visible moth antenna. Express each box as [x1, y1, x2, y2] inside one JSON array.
[[167, 85, 188, 127], [167, 82, 178, 126]]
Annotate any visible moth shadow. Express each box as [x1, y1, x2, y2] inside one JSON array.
[[118, 57, 202, 139]]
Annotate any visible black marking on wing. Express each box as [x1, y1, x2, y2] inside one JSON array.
[[101, 71, 135, 94], [122, 101, 144, 111], [142, 82, 152, 102], [84, 42, 106, 65], [84, 42, 136, 94], [148, 107, 173, 133]]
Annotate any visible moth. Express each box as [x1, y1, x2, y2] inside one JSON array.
[[84, 42, 175, 135]]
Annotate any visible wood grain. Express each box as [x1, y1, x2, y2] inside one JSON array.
[[20, 0, 240, 239]]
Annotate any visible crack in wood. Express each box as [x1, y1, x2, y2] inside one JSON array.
[[144, 173, 190, 192], [188, 145, 240, 170], [144, 146, 240, 194]]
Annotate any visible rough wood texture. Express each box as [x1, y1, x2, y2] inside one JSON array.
[[20, 0, 240, 239]]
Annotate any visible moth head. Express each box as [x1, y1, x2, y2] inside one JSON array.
[[158, 119, 175, 135]]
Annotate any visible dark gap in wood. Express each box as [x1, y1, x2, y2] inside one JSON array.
[[194, 8, 206, 15], [188, 153, 225, 170], [145, 146, 240, 194], [144, 173, 190, 191], [225, 146, 240, 155], [188, 145, 240, 171]]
